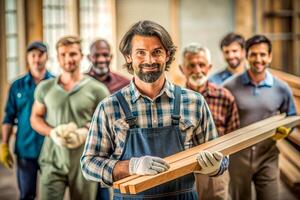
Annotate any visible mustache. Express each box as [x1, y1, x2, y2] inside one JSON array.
[[139, 63, 161, 68]]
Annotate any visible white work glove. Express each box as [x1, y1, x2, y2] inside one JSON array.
[[63, 127, 89, 149], [49, 122, 78, 147], [129, 156, 170, 175], [196, 150, 223, 175]]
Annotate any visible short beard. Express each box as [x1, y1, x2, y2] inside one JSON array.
[[188, 74, 207, 87], [228, 58, 241, 69], [136, 63, 163, 83], [92, 65, 109, 76]]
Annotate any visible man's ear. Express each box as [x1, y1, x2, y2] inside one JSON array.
[[125, 55, 132, 64]]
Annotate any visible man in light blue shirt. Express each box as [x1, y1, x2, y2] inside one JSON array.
[[224, 35, 296, 200], [209, 33, 247, 84]]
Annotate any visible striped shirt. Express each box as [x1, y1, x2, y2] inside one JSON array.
[[81, 79, 218, 186]]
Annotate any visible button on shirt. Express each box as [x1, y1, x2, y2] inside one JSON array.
[[81, 80, 218, 185], [2, 71, 53, 159]]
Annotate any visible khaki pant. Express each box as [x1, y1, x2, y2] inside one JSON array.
[[39, 139, 97, 200], [229, 140, 279, 200], [195, 170, 229, 200]]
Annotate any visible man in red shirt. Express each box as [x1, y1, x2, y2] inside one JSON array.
[[87, 39, 130, 94], [180, 43, 240, 200]]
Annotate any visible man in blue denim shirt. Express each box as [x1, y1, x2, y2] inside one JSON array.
[[0, 41, 53, 200]]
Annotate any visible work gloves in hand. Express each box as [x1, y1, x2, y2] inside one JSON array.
[[196, 150, 223, 175], [129, 156, 170, 175], [50, 122, 88, 149], [0, 143, 14, 168], [272, 126, 292, 140]]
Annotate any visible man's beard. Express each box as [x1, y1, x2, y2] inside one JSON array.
[[136, 63, 163, 83], [188, 73, 208, 87], [227, 58, 242, 69], [92, 64, 109, 76]]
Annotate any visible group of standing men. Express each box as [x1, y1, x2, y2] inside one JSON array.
[[0, 20, 297, 200]]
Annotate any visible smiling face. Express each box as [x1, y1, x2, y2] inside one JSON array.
[[27, 49, 48, 73], [57, 43, 83, 73], [182, 51, 211, 87], [125, 35, 169, 83], [247, 43, 272, 75], [222, 42, 245, 69], [88, 41, 112, 76]]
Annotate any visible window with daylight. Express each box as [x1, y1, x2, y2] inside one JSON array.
[[43, 0, 68, 75], [80, 0, 114, 72], [5, 0, 19, 82]]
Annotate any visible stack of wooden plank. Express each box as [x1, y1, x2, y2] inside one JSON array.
[[113, 114, 300, 194], [270, 69, 300, 191]]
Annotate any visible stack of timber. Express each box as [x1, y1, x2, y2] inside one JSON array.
[[270, 69, 300, 191], [113, 114, 300, 194]]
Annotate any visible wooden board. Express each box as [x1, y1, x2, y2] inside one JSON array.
[[277, 139, 300, 170], [279, 154, 300, 188], [113, 114, 286, 190], [120, 116, 300, 194], [288, 127, 300, 146]]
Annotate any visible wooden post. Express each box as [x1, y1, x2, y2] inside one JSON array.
[[25, 0, 43, 43], [0, 0, 7, 125], [234, 0, 254, 38]]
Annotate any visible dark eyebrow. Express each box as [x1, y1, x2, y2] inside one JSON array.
[[135, 48, 146, 51]]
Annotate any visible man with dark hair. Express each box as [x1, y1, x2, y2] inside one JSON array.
[[0, 41, 53, 200], [224, 35, 297, 200], [81, 20, 229, 200], [180, 43, 240, 200], [30, 36, 109, 200], [87, 39, 130, 94], [209, 32, 246, 84]]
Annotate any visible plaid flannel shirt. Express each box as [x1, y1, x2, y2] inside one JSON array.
[[81, 80, 218, 186], [189, 81, 240, 136]]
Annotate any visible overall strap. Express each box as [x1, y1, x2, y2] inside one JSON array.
[[116, 92, 137, 128], [171, 85, 181, 125]]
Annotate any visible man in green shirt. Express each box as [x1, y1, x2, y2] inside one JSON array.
[[30, 36, 109, 200]]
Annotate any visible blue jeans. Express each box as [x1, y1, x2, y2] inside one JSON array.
[[96, 185, 110, 200], [17, 157, 39, 200]]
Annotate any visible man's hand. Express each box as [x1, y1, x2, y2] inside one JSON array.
[[0, 143, 14, 168], [196, 151, 223, 175], [64, 127, 88, 149], [272, 126, 292, 140], [129, 156, 170, 175], [49, 122, 77, 147]]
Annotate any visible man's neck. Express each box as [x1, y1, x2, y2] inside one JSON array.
[[31, 68, 47, 83], [227, 62, 245, 74], [247, 69, 266, 85], [134, 75, 165, 100], [60, 70, 83, 91]]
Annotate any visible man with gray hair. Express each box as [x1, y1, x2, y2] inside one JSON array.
[[180, 43, 240, 200]]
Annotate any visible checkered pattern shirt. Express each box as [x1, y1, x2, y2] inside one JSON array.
[[188, 81, 240, 136], [81, 80, 218, 186]]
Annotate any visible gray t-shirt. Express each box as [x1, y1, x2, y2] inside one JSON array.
[[224, 70, 296, 128]]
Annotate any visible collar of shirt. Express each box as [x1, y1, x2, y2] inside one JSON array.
[[221, 68, 233, 80], [241, 70, 273, 87], [187, 81, 219, 98], [24, 70, 53, 85], [129, 78, 175, 103]]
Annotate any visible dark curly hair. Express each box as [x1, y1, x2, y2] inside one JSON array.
[[119, 20, 177, 74]]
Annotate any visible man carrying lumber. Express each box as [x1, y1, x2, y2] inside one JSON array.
[[180, 43, 240, 200], [81, 20, 229, 199], [224, 35, 297, 200]]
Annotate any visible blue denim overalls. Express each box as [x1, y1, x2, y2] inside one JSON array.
[[113, 86, 198, 200]]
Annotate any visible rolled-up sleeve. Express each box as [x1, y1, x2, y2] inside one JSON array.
[[80, 102, 118, 186]]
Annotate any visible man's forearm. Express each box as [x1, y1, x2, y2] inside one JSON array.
[[1, 124, 13, 144], [30, 115, 52, 136], [112, 160, 130, 181]]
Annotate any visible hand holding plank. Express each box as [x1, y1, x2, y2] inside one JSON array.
[[129, 156, 170, 175], [196, 151, 223, 175]]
